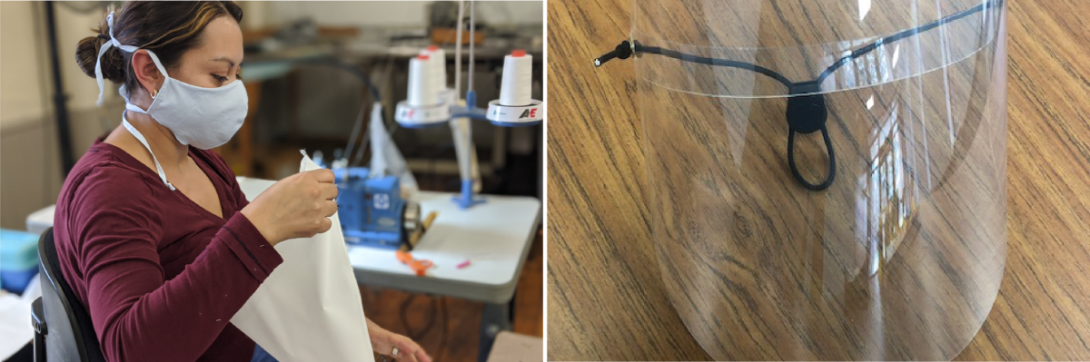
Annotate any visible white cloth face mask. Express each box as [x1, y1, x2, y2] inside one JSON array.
[[95, 12, 248, 150]]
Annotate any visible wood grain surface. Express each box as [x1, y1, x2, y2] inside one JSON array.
[[546, 0, 1090, 360]]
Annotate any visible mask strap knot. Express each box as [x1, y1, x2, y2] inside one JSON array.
[[95, 11, 138, 107]]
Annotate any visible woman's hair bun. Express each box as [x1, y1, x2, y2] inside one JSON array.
[[75, 23, 125, 83]]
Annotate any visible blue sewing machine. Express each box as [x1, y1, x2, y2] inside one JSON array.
[[332, 167, 421, 250]]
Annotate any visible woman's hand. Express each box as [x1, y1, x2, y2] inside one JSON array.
[[240, 169, 339, 246], [368, 318, 432, 362]]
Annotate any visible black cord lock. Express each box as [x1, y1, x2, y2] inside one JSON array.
[[786, 82, 827, 134], [593, 39, 839, 191], [786, 81, 836, 191]]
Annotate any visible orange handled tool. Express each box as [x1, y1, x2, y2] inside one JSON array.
[[395, 250, 433, 277], [396, 211, 439, 276]]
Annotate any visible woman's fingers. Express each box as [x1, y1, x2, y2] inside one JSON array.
[[413, 348, 432, 362], [310, 169, 336, 183], [318, 183, 339, 200], [393, 336, 431, 362], [324, 200, 339, 217], [317, 217, 332, 234]]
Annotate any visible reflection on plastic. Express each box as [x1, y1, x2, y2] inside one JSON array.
[[634, 0, 1008, 360], [231, 153, 375, 362]]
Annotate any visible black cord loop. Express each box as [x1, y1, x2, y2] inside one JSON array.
[[788, 126, 836, 191], [635, 44, 794, 87]]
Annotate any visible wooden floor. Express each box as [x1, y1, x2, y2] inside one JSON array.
[[361, 233, 542, 362], [547, 0, 1090, 360]]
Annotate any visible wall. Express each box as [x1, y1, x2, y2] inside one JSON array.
[[0, 2, 123, 230], [265, 1, 543, 27], [0, 2, 46, 129], [54, 4, 118, 110]]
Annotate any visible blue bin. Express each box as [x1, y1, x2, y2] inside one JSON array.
[[1, 229, 40, 294]]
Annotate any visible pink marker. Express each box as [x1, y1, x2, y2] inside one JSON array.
[[457, 260, 471, 269]]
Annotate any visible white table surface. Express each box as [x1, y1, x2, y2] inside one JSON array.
[[237, 177, 541, 304]]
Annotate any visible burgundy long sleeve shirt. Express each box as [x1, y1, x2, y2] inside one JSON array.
[[53, 137, 283, 362]]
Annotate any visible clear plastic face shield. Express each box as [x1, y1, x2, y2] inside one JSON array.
[[595, 0, 1007, 359]]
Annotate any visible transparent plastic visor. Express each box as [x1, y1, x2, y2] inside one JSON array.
[[594, 0, 1011, 360]]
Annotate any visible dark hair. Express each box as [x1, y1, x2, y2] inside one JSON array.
[[75, 1, 243, 94]]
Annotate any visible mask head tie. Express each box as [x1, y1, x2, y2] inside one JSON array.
[[94, 11, 139, 107]]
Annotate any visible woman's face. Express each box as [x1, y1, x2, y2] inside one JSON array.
[[168, 15, 244, 88]]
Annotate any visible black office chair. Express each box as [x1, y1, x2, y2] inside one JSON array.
[[30, 228, 106, 362]]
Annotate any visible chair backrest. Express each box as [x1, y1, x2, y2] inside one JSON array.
[[38, 228, 107, 362]]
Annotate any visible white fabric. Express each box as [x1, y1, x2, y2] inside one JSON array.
[[368, 102, 418, 194], [231, 151, 375, 362], [122, 114, 176, 191], [0, 293, 32, 360], [0, 276, 41, 360]]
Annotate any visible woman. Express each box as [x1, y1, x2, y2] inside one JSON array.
[[61, 2, 431, 361]]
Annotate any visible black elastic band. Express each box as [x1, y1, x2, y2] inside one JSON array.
[[787, 126, 836, 191], [635, 44, 794, 87], [815, 0, 1002, 83], [598, 0, 1001, 88], [97, 34, 110, 41]]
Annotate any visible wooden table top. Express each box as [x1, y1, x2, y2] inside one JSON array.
[[546, 0, 1090, 360]]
